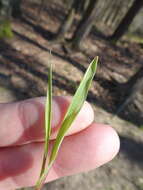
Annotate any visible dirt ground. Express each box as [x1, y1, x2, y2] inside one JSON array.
[[0, 0, 143, 190]]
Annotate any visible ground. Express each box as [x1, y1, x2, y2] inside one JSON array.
[[0, 0, 143, 190]]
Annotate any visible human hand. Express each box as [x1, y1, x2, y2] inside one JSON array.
[[0, 96, 120, 190]]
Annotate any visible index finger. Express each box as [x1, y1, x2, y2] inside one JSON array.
[[0, 96, 94, 147]]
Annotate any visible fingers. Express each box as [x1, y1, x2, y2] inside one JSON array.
[[0, 96, 94, 147], [0, 124, 120, 190]]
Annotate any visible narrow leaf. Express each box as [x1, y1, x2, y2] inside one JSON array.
[[49, 57, 98, 164], [36, 59, 52, 188]]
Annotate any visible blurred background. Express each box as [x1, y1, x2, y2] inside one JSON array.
[[0, 0, 143, 189]]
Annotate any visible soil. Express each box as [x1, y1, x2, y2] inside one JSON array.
[[0, 0, 143, 190]]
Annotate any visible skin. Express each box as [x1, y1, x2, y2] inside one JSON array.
[[0, 96, 120, 190]]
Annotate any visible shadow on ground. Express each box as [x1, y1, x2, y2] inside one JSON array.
[[120, 135, 143, 167], [0, 36, 143, 126]]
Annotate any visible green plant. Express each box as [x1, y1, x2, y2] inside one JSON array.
[[0, 20, 13, 38], [35, 57, 98, 190]]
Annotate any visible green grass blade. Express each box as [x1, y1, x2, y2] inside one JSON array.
[[49, 57, 98, 164], [36, 57, 98, 188], [44, 63, 52, 158], [36, 62, 52, 187]]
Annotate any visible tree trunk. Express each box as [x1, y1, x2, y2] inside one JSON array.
[[55, 0, 79, 41], [103, 0, 116, 24], [11, 0, 22, 18], [75, 0, 89, 14], [71, 0, 97, 50], [111, 3, 121, 29], [108, 0, 143, 42], [115, 66, 143, 115]]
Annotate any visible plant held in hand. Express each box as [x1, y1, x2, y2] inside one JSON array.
[[35, 57, 98, 190]]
